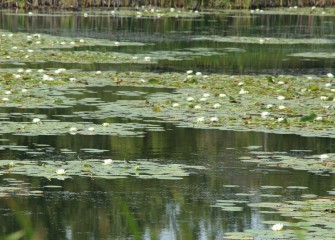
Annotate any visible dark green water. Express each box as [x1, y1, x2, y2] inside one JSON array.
[[0, 10, 335, 239]]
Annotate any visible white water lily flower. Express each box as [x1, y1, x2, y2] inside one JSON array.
[[327, 73, 334, 78], [219, 93, 227, 98], [312, 6, 316, 9], [79, 39, 85, 43], [277, 95, 285, 100], [170, 7, 175, 12], [103, 159, 114, 165], [186, 70, 193, 75], [195, 72, 202, 76], [210, 117, 218, 122], [277, 117, 285, 122], [320, 96, 328, 101], [21, 89, 28, 93], [278, 81, 285, 85], [2, 97, 9, 101], [102, 122, 110, 127], [238, 82, 244, 86], [69, 77, 76, 82], [325, 83, 332, 87], [5, 90, 11, 95], [271, 223, 283, 231], [37, 69, 44, 73], [186, 97, 194, 101], [261, 111, 270, 119], [294, 5, 298, 8], [84, 13, 88, 17], [199, 97, 207, 102], [32, 118, 41, 124], [278, 105, 286, 110], [194, 105, 201, 110], [96, 70, 102, 74], [55, 68, 66, 74], [43, 74, 54, 81], [70, 41, 75, 45], [56, 169, 66, 175], [69, 127, 77, 132], [144, 56, 151, 62], [27, 49, 34, 53], [319, 154, 329, 160], [203, 93, 210, 98], [17, 69, 24, 73], [239, 88, 248, 95], [315, 116, 323, 121], [266, 104, 273, 109], [213, 103, 221, 109], [88, 127, 95, 132], [172, 103, 179, 107], [196, 117, 205, 122]]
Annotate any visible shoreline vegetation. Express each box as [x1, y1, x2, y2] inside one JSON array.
[[0, 0, 334, 11]]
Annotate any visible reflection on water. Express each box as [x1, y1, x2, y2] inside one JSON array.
[[1, 10, 335, 239]]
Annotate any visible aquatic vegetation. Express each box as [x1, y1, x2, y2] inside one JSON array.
[[271, 223, 284, 231], [0, 159, 206, 180], [192, 36, 335, 45], [1, 31, 335, 178], [240, 150, 335, 175]]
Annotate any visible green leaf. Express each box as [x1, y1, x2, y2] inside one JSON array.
[[147, 78, 161, 84], [309, 85, 319, 91], [300, 113, 317, 122], [267, 76, 274, 83]]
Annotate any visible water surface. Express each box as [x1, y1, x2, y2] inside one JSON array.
[[0, 9, 335, 239]]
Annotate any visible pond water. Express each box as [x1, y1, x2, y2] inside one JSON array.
[[0, 9, 335, 239]]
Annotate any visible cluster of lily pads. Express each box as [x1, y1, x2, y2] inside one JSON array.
[[15, 7, 203, 19], [212, 184, 335, 239], [0, 159, 206, 180], [1, 29, 335, 139], [0, 177, 44, 197], [240, 150, 335, 175], [2, 31, 335, 180]]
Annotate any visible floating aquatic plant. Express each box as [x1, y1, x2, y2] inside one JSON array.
[[0, 159, 206, 180], [240, 150, 335, 175]]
